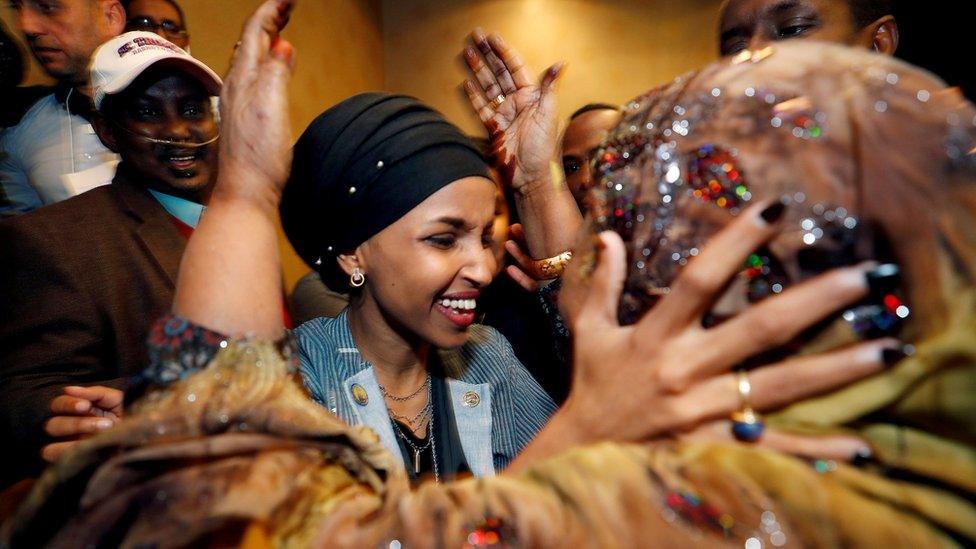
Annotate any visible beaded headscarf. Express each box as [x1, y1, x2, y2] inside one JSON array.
[[588, 41, 976, 341]]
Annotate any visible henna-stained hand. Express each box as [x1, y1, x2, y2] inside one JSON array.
[[462, 29, 563, 191]]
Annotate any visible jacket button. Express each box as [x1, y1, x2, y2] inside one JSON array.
[[462, 391, 480, 408], [350, 384, 369, 406]]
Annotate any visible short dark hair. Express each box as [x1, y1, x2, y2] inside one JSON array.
[[120, 0, 187, 27], [846, 0, 894, 28], [569, 103, 619, 121]]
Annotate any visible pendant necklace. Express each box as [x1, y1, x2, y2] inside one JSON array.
[[389, 379, 439, 482]]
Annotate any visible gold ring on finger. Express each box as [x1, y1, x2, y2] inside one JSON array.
[[488, 94, 506, 110], [730, 370, 765, 442]]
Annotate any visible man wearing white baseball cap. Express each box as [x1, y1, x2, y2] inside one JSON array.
[[0, 31, 222, 488]]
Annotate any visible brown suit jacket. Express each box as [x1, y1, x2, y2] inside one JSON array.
[[0, 167, 185, 487]]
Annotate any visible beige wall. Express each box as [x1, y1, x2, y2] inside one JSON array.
[[382, 0, 723, 136], [5, 0, 724, 290], [3, 0, 385, 291]]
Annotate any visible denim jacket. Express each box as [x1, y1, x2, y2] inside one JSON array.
[[295, 310, 557, 476]]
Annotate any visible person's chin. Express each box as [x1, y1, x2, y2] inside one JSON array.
[[159, 174, 210, 196], [425, 320, 472, 350], [39, 60, 70, 79]]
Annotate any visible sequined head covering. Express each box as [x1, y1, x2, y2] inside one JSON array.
[[589, 42, 976, 339], [281, 93, 490, 291]]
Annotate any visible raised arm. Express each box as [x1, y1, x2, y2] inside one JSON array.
[[172, 0, 296, 339], [462, 30, 582, 259]]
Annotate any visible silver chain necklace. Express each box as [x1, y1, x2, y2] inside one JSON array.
[[389, 380, 439, 482], [379, 373, 430, 402]]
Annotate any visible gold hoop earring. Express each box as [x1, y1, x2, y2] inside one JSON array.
[[350, 268, 366, 288]]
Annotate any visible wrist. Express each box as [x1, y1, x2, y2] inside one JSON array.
[[551, 396, 602, 446], [512, 160, 563, 197], [212, 164, 283, 215]]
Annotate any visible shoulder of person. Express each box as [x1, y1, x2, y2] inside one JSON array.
[[292, 314, 351, 353], [442, 324, 526, 383], [0, 87, 55, 130], [3, 184, 118, 226], [0, 185, 125, 258]]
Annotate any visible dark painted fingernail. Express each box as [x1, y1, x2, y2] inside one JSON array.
[[882, 343, 915, 367], [865, 263, 900, 296], [851, 446, 876, 467], [759, 200, 787, 225]]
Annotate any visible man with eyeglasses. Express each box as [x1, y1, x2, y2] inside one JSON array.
[[0, 0, 126, 216], [121, 0, 189, 50]]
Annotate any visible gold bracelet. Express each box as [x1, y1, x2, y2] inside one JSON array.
[[528, 250, 573, 280]]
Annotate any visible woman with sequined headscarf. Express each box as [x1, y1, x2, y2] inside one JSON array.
[[4, 3, 965, 547]]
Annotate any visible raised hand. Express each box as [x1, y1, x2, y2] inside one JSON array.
[[42, 385, 124, 463], [173, 0, 297, 339], [462, 29, 563, 191], [561, 201, 899, 441], [217, 0, 296, 209], [461, 30, 580, 259], [508, 201, 899, 471]]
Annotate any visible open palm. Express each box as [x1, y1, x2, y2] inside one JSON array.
[[463, 29, 563, 190]]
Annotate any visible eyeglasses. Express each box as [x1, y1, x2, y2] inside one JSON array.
[[125, 16, 187, 38]]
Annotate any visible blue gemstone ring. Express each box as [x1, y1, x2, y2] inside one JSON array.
[[731, 409, 765, 442], [731, 370, 765, 442]]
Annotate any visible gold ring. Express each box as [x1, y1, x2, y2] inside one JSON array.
[[488, 94, 506, 110], [730, 370, 764, 442]]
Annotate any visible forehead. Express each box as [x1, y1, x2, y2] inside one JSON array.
[[127, 0, 182, 21], [17, 0, 90, 12], [720, 0, 848, 25], [564, 110, 621, 151], [403, 176, 497, 224], [120, 70, 207, 102]]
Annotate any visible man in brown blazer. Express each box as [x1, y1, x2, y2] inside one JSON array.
[[0, 31, 221, 487]]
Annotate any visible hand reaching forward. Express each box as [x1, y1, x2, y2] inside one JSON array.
[[462, 29, 563, 191], [42, 386, 124, 463], [509, 201, 900, 472], [217, 0, 296, 209], [504, 223, 547, 292]]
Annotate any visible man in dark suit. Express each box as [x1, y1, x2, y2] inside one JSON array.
[[0, 30, 221, 487]]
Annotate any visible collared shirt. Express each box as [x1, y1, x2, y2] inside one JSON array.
[[148, 188, 205, 228], [295, 310, 557, 477], [0, 89, 118, 216]]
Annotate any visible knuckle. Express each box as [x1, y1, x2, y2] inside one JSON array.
[[663, 398, 697, 429], [655, 367, 691, 394], [747, 313, 790, 348], [673, 269, 715, 297]]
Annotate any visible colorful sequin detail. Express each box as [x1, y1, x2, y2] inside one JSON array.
[[664, 489, 736, 538], [463, 518, 514, 548], [688, 145, 751, 210]]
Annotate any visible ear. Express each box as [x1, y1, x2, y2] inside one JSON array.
[[103, 0, 127, 36], [864, 15, 899, 55], [92, 112, 119, 152], [336, 249, 365, 278]]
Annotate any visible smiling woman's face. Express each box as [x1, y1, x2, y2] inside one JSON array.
[[348, 176, 498, 349], [718, 0, 863, 57]]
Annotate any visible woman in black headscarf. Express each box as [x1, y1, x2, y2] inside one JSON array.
[[277, 92, 558, 480]]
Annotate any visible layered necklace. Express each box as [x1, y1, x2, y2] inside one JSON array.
[[381, 373, 439, 481]]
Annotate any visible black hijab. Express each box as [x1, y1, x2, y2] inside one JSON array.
[[281, 93, 490, 291]]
